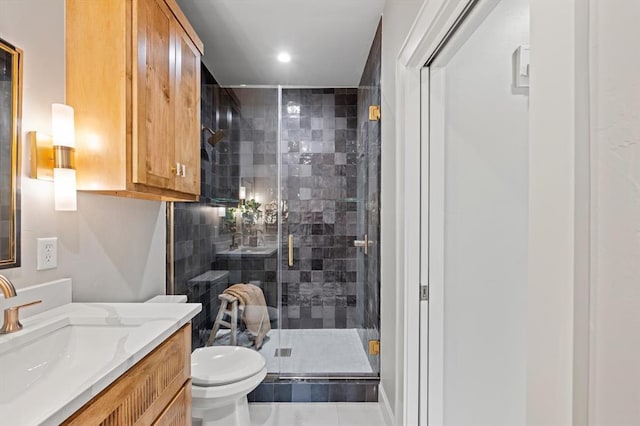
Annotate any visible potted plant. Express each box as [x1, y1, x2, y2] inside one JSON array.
[[241, 199, 262, 246]]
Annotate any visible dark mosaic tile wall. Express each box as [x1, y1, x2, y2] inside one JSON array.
[[171, 65, 238, 348], [356, 20, 382, 373], [170, 61, 382, 375], [201, 67, 240, 205], [170, 78, 281, 348], [235, 88, 279, 185], [280, 88, 360, 329], [173, 204, 231, 348], [248, 379, 378, 403], [213, 254, 278, 312]]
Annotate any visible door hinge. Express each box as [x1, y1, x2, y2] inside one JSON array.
[[420, 285, 429, 301], [369, 105, 381, 121], [368, 340, 380, 355]]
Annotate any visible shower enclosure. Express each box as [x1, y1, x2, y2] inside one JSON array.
[[169, 28, 381, 398]]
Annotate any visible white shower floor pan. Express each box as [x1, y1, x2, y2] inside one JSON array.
[[213, 328, 374, 375]]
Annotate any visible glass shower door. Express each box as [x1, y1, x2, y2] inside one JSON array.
[[277, 87, 379, 377], [356, 67, 381, 375]]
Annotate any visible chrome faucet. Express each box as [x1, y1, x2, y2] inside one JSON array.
[[0, 275, 41, 334], [230, 232, 243, 250]]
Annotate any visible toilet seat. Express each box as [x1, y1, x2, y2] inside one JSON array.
[[192, 346, 266, 386]]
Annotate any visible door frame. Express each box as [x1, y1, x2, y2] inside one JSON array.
[[396, 1, 475, 424], [396, 0, 590, 424]]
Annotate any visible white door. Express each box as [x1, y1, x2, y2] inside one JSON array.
[[420, 0, 530, 424]]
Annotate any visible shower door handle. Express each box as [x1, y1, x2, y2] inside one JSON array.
[[288, 234, 294, 266], [354, 234, 374, 256]]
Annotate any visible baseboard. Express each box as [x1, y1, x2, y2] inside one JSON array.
[[379, 383, 394, 426]]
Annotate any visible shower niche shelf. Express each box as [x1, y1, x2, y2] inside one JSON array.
[[66, 0, 203, 201]]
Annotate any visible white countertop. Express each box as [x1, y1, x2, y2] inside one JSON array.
[[216, 245, 278, 257], [0, 302, 201, 425], [188, 270, 229, 284]]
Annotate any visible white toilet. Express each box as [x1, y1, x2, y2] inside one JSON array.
[[146, 295, 267, 426], [191, 346, 267, 426]]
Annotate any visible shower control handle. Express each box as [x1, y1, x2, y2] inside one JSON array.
[[354, 234, 373, 256], [288, 234, 294, 267]]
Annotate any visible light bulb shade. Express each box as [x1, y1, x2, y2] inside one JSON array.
[[277, 52, 291, 63], [54, 168, 77, 211], [52, 103, 75, 148]]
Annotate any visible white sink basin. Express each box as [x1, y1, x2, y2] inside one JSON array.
[[237, 246, 272, 253], [0, 302, 201, 425], [0, 322, 139, 404]]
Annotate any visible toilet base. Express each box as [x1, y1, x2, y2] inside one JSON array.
[[192, 395, 250, 426], [191, 366, 266, 426]]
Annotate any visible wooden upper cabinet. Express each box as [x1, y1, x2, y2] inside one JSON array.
[[66, 0, 203, 201], [134, 0, 175, 190], [172, 22, 201, 195]]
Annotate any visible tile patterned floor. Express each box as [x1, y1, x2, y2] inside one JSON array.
[[249, 403, 386, 426]]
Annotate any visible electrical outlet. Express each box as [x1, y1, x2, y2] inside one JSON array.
[[37, 237, 58, 270]]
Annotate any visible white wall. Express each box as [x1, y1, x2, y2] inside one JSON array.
[[380, 0, 423, 423], [432, 0, 529, 423], [0, 0, 166, 302], [589, 1, 640, 424], [527, 0, 586, 424]]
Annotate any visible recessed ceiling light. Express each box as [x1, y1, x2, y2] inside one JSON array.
[[277, 52, 291, 63]]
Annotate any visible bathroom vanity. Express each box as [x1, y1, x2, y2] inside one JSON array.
[[63, 323, 192, 425], [0, 280, 201, 425]]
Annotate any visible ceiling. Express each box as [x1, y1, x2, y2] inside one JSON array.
[[176, 0, 385, 87]]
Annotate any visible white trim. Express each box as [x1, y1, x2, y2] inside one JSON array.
[[399, 0, 471, 68], [526, 1, 586, 423], [398, 63, 422, 426], [395, 0, 590, 424], [572, 4, 591, 426], [396, 1, 478, 424], [426, 65, 446, 426], [418, 66, 431, 426], [378, 383, 395, 426]]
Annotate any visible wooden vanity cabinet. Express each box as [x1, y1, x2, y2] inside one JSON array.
[[62, 324, 192, 426], [66, 0, 203, 201]]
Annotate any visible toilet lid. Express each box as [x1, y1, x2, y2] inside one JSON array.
[[191, 346, 266, 386]]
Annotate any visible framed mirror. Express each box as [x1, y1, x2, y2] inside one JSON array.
[[0, 38, 22, 269]]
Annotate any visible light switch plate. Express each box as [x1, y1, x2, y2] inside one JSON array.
[[37, 237, 58, 270], [512, 44, 530, 89]]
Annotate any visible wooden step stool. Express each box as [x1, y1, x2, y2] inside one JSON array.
[[207, 293, 241, 346]]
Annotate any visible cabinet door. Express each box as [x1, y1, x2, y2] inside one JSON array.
[[153, 383, 191, 426], [173, 22, 201, 196], [134, 0, 176, 190]]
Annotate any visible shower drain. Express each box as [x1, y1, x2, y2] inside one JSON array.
[[274, 348, 292, 357]]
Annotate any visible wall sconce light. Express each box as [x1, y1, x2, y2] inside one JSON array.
[[28, 104, 77, 211]]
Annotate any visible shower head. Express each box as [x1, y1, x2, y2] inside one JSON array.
[[202, 125, 225, 146]]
